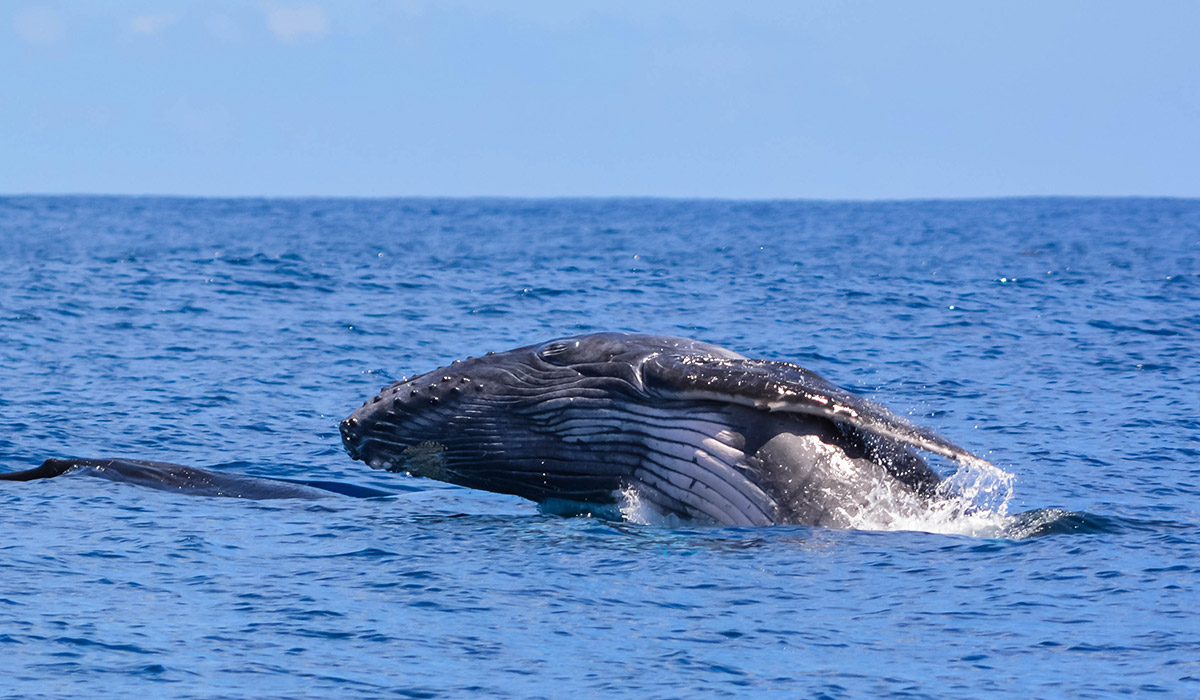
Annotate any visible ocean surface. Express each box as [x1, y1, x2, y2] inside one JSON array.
[[1, 196, 1197, 699]]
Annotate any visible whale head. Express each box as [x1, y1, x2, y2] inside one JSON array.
[[339, 333, 738, 502]]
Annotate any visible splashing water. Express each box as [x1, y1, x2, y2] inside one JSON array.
[[619, 485, 692, 530], [827, 452, 1015, 538], [619, 453, 1019, 538], [940, 454, 1017, 513]]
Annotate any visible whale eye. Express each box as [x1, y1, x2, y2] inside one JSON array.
[[537, 341, 575, 366]]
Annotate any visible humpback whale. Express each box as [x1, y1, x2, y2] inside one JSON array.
[[340, 332, 987, 527], [3, 333, 991, 528]]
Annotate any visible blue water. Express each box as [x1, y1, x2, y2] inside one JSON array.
[[1, 196, 1198, 698]]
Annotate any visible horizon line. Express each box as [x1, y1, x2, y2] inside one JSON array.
[[2, 192, 1197, 204]]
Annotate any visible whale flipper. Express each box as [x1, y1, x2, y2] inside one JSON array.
[[642, 354, 975, 463]]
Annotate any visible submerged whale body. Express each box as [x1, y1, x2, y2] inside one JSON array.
[[0, 457, 392, 499], [341, 332, 989, 528]]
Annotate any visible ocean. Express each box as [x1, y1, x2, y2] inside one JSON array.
[[1, 196, 1197, 698]]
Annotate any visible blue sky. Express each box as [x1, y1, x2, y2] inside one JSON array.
[[3, 1, 1198, 198]]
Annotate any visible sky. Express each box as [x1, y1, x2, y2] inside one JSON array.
[[2, 1, 1198, 199]]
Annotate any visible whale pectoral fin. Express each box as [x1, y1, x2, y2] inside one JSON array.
[[643, 354, 977, 463]]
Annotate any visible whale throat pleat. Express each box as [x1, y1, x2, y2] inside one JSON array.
[[519, 399, 779, 526]]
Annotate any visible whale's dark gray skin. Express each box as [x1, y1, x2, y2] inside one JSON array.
[[340, 332, 984, 527], [0, 457, 392, 499]]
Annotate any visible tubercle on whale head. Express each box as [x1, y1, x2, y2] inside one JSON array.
[[341, 371, 457, 464], [339, 415, 364, 461], [338, 335, 687, 472], [339, 349, 533, 472]]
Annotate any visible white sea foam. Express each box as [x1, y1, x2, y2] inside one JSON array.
[[619, 485, 691, 529], [839, 453, 1017, 537]]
